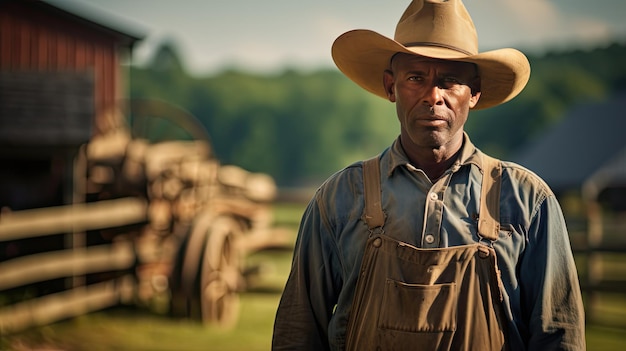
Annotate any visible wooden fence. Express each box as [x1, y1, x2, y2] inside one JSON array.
[[566, 202, 626, 326], [0, 197, 148, 334]]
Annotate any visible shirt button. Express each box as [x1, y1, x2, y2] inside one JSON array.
[[373, 237, 382, 248], [429, 192, 438, 201], [424, 234, 435, 244]]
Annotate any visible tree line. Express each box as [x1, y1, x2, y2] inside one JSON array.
[[129, 41, 626, 187]]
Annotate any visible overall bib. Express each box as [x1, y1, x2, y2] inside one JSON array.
[[345, 154, 509, 351]]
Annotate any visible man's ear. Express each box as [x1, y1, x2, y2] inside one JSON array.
[[468, 75, 481, 108], [383, 70, 396, 102], [469, 91, 481, 109]]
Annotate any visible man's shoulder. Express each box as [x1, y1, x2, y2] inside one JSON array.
[[313, 161, 365, 201], [499, 159, 554, 197]]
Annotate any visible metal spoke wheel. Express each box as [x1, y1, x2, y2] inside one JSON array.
[[200, 215, 243, 327]]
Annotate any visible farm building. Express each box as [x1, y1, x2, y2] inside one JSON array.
[[512, 92, 626, 210], [0, 0, 143, 211]]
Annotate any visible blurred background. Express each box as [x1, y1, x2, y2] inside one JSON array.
[[1, 0, 626, 349]]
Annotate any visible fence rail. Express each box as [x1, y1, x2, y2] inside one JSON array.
[[0, 197, 147, 240], [0, 242, 135, 291], [0, 275, 135, 334]]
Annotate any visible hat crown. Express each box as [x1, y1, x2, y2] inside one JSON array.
[[394, 0, 478, 56]]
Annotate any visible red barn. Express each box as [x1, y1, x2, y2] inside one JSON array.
[[0, 0, 143, 210]]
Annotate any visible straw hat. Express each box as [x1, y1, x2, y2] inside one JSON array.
[[331, 0, 531, 110]]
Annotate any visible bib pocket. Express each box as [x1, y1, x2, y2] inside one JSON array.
[[378, 279, 457, 332]]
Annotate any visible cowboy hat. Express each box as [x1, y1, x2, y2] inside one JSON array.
[[331, 0, 531, 110]]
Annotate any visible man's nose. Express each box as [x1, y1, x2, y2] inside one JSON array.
[[423, 83, 444, 107]]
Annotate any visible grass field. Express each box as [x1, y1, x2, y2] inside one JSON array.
[[2, 203, 626, 350]]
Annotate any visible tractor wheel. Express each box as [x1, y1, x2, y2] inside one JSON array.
[[199, 215, 243, 327]]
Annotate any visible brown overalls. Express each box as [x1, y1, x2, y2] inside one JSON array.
[[345, 153, 509, 351]]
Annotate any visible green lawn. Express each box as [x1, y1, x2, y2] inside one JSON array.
[[4, 296, 626, 350], [2, 203, 626, 350]]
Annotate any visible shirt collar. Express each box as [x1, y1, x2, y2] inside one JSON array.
[[383, 132, 484, 178]]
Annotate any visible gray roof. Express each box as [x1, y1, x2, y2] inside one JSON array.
[[511, 92, 626, 194], [39, 0, 145, 47], [583, 147, 626, 198]]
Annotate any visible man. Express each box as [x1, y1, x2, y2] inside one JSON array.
[[272, 1, 586, 350]]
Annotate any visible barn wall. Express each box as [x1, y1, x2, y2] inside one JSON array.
[[0, 1, 123, 134], [0, 1, 138, 210]]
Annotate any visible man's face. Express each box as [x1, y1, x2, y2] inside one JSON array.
[[384, 53, 481, 151]]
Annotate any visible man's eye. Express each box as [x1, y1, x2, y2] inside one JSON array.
[[443, 77, 460, 84], [408, 76, 423, 82]]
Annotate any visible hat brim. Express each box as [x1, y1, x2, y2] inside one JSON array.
[[331, 29, 531, 110]]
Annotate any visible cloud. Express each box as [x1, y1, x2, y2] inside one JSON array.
[[503, 0, 559, 26], [468, 0, 620, 52], [512, 0, 609, 40]]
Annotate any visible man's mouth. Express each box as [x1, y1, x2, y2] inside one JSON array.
[[415, 115, 447, 127]]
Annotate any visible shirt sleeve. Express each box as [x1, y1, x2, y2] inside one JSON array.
[[272, 193, 339, 351], [520, 194, 586, 350]]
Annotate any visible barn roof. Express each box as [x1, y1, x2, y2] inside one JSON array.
[[12, 0, 145, 47], [511, 92, 626, 194]]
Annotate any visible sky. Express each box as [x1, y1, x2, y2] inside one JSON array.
[[48, 0, 626, 76]]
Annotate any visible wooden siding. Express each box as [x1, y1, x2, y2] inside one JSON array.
[[0, 1, 127, 137], [0, 70, 94, 146]]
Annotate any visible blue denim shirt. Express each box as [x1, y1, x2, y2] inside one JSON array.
[[273, 134, 586, 351]]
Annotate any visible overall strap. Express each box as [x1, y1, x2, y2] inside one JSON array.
[[361, 152, 503, 242], [362, 156, 385, 231], [477, 152, 502, 242]]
